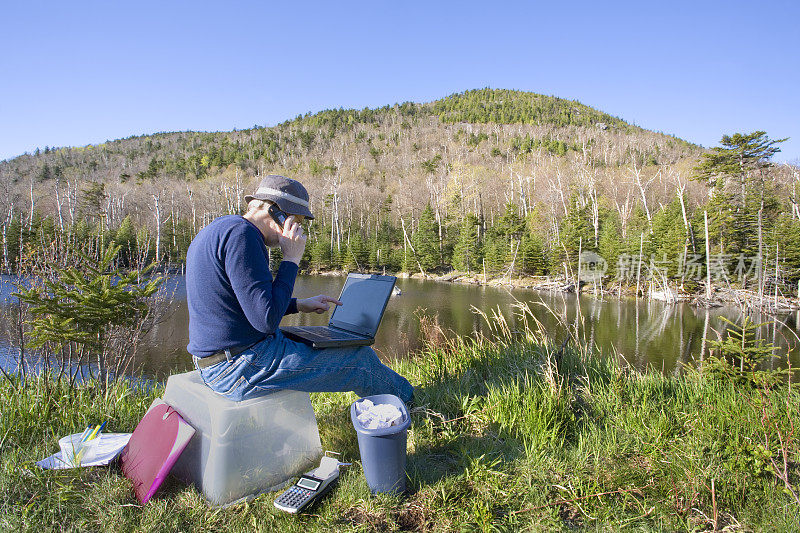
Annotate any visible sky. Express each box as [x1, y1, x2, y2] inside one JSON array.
[[1, 1, 798, 163]]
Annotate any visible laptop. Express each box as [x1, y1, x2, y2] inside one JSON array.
[[280, 273, 397, 348]]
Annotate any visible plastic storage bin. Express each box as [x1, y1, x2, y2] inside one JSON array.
[[350, 394, 411, 494], [163, 370, 322, 506]]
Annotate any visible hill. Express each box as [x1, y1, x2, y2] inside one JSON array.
[[1, 88, 795, 287]]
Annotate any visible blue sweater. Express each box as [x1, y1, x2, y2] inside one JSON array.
[[186, 215, 298, 358]]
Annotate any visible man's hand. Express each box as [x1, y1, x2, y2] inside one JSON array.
[[297, 295, 343, 314], [279, 215, 307, 265]]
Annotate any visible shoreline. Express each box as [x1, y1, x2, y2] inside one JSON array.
[[308, 268, 800, 313]]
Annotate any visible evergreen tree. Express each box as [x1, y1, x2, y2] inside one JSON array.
[[370, 211, 398, 271], [453, 213, 481, 273], [598, 211, 623, 279], [13, 243, 161, 379], [482, 233, 507, 276], [344, 231, 368, 271], [493, 203, 525, 274], [517, 233, 547, 275], [37, 163, 52, 182], [694, 132, 785, 191], [495, 202, 525, 240], [309, 231, 332, 271], [368, 236, 381, 270], [646, 198, 688, 277], [623, 206, 650, 255], [113, 216, 137, 267], [411, 205, 439, 271], [78, 182, 107, 228], [693, 131, 786, 257], [560, 196, 596, 273], [770, 214, 800, 285]]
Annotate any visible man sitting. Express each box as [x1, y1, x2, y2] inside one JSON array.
[[185, 174, 414, 403]]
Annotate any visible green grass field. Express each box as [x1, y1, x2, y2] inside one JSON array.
[[2, 322, 800, 531]]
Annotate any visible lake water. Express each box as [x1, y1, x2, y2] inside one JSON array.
[[2, 274, 799, 380]]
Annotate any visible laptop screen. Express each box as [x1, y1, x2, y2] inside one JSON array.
[[329, 275, 396, 337]]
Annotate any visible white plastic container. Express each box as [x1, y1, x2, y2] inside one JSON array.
[[58, 433, 100, 467], [162, 370, 321, 506]]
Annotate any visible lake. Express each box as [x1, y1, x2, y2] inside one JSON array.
[[2, 274, 799, 380]]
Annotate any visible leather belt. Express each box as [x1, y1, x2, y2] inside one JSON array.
[[194, 345, 248, 369]]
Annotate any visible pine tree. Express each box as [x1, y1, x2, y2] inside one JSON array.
[[308, 227, 331, 271], [693, 131, 786, 257], [770, 214, 800, 285], [598, 211, 623, 279], [78, 182, 107, 226], [494, 202, 525, 240], [560, 196, 596, 273], [344, 231, 368, 271], [411, 205, 439, 271], [647, 198, 688, 277], [482, 233, 507, 276], [113, 216, 137, 267], [368, 237, 381, 270], [517, 233, 547, 275], [490, 203, 525, 275], [453, 213, 481, 273]]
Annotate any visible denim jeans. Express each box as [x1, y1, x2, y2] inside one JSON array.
[[195, 330, 414, 402]]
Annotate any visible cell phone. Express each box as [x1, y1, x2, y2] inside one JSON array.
[[268, 203, 288, 228]]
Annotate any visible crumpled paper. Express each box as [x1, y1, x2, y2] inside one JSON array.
[[355, 399, 403, 430]]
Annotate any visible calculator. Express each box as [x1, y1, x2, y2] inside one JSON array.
[[273, 460, 341, 513]]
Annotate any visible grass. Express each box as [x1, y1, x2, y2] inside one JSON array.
[[2, 316, 800, 531]]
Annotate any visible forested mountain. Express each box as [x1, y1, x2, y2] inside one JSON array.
[[1, 89, 798, 293]]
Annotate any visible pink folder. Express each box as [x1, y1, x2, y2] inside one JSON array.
[[121, 399, 195, 504]]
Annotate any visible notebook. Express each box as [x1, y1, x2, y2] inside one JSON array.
[[281, 273, 396, 348], [120, 399, 195, 504]]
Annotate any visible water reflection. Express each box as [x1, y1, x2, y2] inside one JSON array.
[[2, 274, 799, 380]]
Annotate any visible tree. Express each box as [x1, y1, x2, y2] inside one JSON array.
[[482, 232, 507, 275], [693, 131, 786, 259], [78, 181, 107, 227], [308, 226, 332, 271], [646, 198, 688, 278], [598, 211, 623, 279], [491, 202, 525, 275], [344, 231, 368, 271], [517, 233, 547, 275], [770, 214, 800, 286], [706, 316, 785, 388], [411, 205, 439, 271], [14, 243, 161, 384], [494, 202, 525, 241], [453, 213, 481, 273], [560, 195, 596, 274], [693, 132, 786, 193]]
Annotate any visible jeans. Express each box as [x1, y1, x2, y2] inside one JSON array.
[[195, 330, 414, 403]]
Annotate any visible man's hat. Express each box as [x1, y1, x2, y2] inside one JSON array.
[[244, 175, 314, 219]]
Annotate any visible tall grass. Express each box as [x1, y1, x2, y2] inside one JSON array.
[[2, 303, 800, 531]]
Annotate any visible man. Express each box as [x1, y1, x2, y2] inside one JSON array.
[[185, 174, 414, 404]]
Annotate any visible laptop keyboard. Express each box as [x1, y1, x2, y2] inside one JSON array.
[[294, 326, 363, 340]]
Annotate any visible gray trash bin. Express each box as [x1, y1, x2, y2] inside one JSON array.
[[350, 394, 411, 494]]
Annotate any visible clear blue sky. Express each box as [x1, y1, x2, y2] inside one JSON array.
[[1, 1, 798, 163]]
